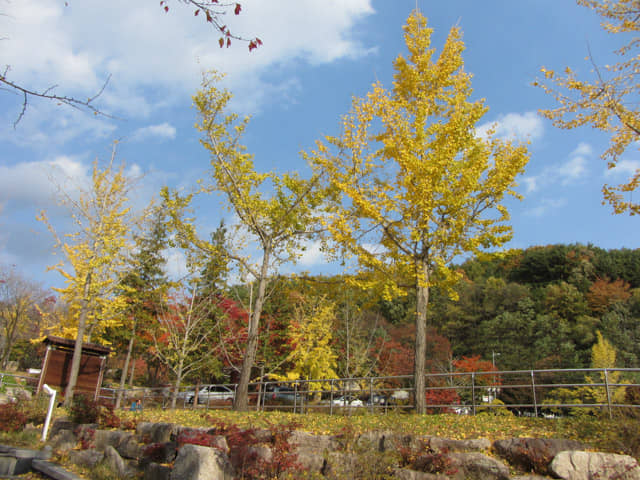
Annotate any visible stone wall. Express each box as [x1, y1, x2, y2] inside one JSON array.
[[47, 419, 640, 479]]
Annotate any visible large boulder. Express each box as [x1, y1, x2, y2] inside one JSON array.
[[170, 444, 234, 480], [49, 419, 75, 438], [493, 438, 586, 475], [394, 469, 449, 480], [103, 445, 132, 478], [137, 422, 178, 443], [68, 449, 104, 469], [94, 430, 129, 451], [430, 437, 491, 453], [447, 452, 511, 480], [550, 451, 640, 480], [49, 429, 77, 453], [289, 430, 340, 472], [144, 462, 171, 480], [116, 433, 142, 460]]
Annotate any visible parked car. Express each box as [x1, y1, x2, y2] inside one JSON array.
[[331, 395, 364, 407], [181, 385, 235, 404], [366, 394, 395, 406], [265, 385, 303, 404]]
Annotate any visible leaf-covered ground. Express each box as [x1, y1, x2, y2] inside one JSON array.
[[117, 408, 639, 457]]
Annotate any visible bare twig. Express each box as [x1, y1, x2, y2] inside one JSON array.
[[0, 71, 113, 128]]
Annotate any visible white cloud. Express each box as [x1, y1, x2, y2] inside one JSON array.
[[526, 198, 567, 217], [163, 248, 189, 281], [558, 155, 588, 185], [0, 156, 91, 209], [1, 0, 375, 125], [132, 123, 177, 142], [522, 142, 592, 194], [570, 142, 593, 157], [297, 240, 325, 267], [520, 176, 538, 194], [476, 112, 544, 142]]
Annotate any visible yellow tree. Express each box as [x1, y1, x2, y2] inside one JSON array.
[[309, 11, 530, 413], [535, 0, 640, 214], [163, 72, 330, 411], [279, 296, 338, 398], [38, 146, 135, 406]]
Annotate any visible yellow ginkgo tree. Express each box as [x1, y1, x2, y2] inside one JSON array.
[[309, 11, 530, 413], [38, 146, 136, 406], [163, 72, 331, 411], [278, 296, 338, 399]]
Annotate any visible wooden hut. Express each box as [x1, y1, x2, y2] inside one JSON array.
[[37, 336, 110, 399]]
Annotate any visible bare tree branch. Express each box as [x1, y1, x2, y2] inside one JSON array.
[[0, 70, 113, 128]]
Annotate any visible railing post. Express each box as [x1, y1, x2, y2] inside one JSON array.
[[471, 373, 476, 415], [531, 371, 538, 417], [369, 377, 374, 414], [604, 368, 612, 419], [330, 379, 334, 415]]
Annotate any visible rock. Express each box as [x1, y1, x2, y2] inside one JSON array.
[[140, 441, 178, 465], [493, 438, 586, 475], [394, 468, 449, 480], [49, 419, 75, 438], [357, 430, 394, 451], [116, 433, 142, 460], [94, 429, 128, 451], [550, 451, 640, 480], [49, 429, 77, 452], [448, 452, 511, 480], [247, 444, 273, 464], [144, 462, 172, 480], [137, 422, 178, 443], [289, 430, 340, 472], [253, 428, 274, 443], [170, 444, 234, 480], [104, 445, 131, 478], [68, 449, 104, 469], [430, 437, 491, 453], [176, 427, 229, 453], [511, 476, 549, 480]]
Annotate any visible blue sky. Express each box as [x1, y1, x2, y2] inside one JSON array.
[[1, 0, 638, 289]]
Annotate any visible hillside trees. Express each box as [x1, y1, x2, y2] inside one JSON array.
[[535, 0, 640, 214], [163, 71, 331, 410], [0, 267, 49, 369], [153, 285, 220, 409], [309, 11, 529, 413], [112, 205, 171, 408], [37, 147, 136, 406]]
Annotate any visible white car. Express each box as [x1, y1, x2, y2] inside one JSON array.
[[331, 396, 364, 407], [185, 385, 235, 404]]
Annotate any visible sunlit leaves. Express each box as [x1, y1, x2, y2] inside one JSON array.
[[535, 0, 640, 215], [308, 11, 529, 413]]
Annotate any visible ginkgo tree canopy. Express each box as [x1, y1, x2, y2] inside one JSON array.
[[309, 11, 530, 413]]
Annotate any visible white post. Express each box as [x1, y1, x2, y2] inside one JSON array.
[[41, 384, 57, 442]]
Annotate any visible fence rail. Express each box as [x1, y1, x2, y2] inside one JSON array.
[[95, 367, 640, 417]]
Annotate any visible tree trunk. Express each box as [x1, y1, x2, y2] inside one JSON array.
[[115, 320, 136, 409], [233, 248, 270, 411], [414, 263, 429, 414], [64, 272, 92, 407]]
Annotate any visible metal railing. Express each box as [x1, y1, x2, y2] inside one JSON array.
[[97, 367, 640, 417]]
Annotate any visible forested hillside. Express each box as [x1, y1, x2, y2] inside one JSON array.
[[4, 244, 638, 393]]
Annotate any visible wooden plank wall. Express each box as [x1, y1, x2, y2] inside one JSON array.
[[42, 350, 103, 394]]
